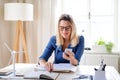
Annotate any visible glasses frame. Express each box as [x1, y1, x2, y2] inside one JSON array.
[[59, 26, 71, 31]]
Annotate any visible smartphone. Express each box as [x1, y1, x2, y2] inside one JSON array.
[[65, 48, 72, 53]]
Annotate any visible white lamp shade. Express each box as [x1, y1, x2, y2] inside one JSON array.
[[4, 3, 33, 21]]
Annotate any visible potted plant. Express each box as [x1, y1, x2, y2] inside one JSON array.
[[105, 42, 114, 53], [95, 39, 114, 53]]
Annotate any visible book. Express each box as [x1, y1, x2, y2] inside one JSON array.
[[29, 63, 77, 79], [35, 63, 77, 73], [0, 68, 13, 76], [24, 70, 59, 80], [30, 63, 77, 79]]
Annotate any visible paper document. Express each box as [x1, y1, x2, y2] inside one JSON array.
[[53, 63, 77, 72]]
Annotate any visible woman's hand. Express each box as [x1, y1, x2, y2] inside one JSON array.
[[63, 51, 74, 60], [44, 62, 53, 72], [63, 51, 78, 65], [39, 60, 53, 72]]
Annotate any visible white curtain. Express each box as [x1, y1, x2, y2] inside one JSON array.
[[23, 0, 56, 63]]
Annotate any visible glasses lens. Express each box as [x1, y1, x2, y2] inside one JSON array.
[[59, 26, 71, 31]]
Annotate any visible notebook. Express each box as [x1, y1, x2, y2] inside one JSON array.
[[0, 68, 13, 76]]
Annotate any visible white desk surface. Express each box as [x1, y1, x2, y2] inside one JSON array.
[[57, 65, 120, 80], [0, 63, 120, 80]]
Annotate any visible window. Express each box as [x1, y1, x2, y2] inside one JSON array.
[[56, 0, 119, 51]]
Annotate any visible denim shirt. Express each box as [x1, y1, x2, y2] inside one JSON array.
[[39, 35, 84, 64]]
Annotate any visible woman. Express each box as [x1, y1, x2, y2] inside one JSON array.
[[39, 14, 84, 72]]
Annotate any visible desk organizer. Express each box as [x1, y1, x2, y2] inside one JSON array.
[[94, 70, 106, 80]]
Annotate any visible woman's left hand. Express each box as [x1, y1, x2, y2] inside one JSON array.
[[63, 51, 78, 65], [63, 51, 74, 61]]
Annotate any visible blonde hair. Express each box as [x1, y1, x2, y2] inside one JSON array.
[[56, 14, 79, 47]]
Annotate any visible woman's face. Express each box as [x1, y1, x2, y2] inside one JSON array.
[[59, 20, 72, 40]]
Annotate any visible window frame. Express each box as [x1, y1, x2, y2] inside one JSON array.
[[55, 0, 119, 51]]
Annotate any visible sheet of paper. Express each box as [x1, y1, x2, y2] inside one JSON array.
[[53, 63, 77, 72]]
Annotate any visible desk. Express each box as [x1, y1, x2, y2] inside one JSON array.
[[57, 66, 120, 80], [0, 63, 120, 80]]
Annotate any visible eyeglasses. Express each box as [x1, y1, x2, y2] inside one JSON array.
[[59, 26, 71, 31]]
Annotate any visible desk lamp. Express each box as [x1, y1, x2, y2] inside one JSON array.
[[4, 3, 33, 77]]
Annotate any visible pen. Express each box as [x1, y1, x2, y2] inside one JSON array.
[[38, 62, 40, 65], [102, 64, 106, 71], [99, 59, 104, 70], [94, 68, 98, 71], [49, 69, 52, 73]]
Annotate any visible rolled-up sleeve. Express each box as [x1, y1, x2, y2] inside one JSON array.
[[75, 35, 84, 62], [39, 36, 56, 61]]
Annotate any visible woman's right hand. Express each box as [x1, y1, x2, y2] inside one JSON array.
[[44, 62, 53, 72], [39, 60, 53, 72]]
